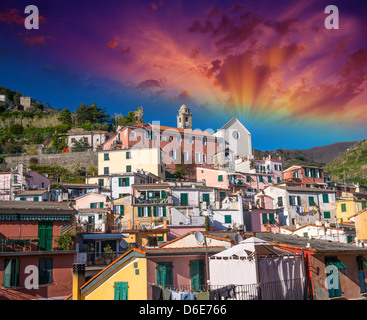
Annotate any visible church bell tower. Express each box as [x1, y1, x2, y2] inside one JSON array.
[[177, 105, 192, 129]]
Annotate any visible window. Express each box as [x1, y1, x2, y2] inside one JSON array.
[[126, 165, 132, 173], [195, 152, 200, 163], [14, 175, 18, 184], [224, 215, 232, 223], [269, 214, 276, 224], [180, 193, 188, 206], [104, 153, 109, 160], [190, 260, 205, 291], [309, 196, 316, 206], [277, 177, 281, 183], [262, 213, 268, 225], [246, 176, 251, 182], [324, 211, 331, 219], [146, 130, 152, 139], [356, 256, 367, 293], [98, 179, 104, 187], [114, 205, 124, 216], [114, 282, 128, 300], [33, 196, 39, 202], [218, 175, 223, 182], [203, 194, 210, 206], [268, 176, 272, 183], [38, 221, 53, 251], [20, 197, 25, 201], [183, 151, 188, 161], [126, 151, 131, 159], [156, 262, 173, 287], [363, 202, 367, 209], [171, 150, 176, 160], [220, 192, 226, 202], [341, 203, 346, 212], [104, 167, 109, 175], [277, 197, 283, 206], [130, 131, 136, 138], [39, 258, 53, 285], [3, 259, 19, 288], [118, 177, 130, 187], [202, 137, 207, 145], [202, 154, 206, 163], [189, 136, 194, 144], [41, 182, 45, 188], [323, 194, 329, 203], [258, 175, 263, 182]]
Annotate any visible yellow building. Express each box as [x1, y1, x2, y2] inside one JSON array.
[[98, 147, 165, 180], [336, 199, 367, 223], [68, 249, 148, 300], [349, 208, 367, 245]]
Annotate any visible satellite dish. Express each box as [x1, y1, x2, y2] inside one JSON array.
[[119, 239, 128, 249], [235, 234, 243, 244], [194, 231, 206, 246]]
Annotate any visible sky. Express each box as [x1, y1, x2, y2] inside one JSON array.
[[0, 0, 366, 151]]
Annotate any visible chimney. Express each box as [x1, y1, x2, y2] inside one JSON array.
[[72, 263, 85, 300]]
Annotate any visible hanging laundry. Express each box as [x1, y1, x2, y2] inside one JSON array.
[[162, 288, 171, 300], [195, 291, 210, 300], [182, 292, 195, 300], [170, 290, 182, 300], [209, 289, 221, 300], [151, 285, 163, 300], [304, 207, 308, 213]]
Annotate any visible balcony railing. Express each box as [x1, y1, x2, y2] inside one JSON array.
[[133, 196, 173, 205], [0, 236, 75, 253]]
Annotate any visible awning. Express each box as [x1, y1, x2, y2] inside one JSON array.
[[358, 256, 367, 267], [20, 214, 71, 221], [0, 214, 18, 220], [326, 257, 347, 269], [82, 233, 125, 241]]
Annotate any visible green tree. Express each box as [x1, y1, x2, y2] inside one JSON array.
[[13, 91, 20, 106], [118, 111, 137, 126], [75, 103, 109, 124], [8, 123, 24, 136], [58, 107, 72, 125]]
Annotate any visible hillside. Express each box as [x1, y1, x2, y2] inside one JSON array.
[[325, 139, 367, 185], [255, 140, 359, 170]]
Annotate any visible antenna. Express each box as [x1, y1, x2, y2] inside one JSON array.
[[194, 231, 206, 246], [235, 234, 243, 244]]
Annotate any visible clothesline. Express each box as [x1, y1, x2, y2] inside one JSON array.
[[293, 206, 318, 215]]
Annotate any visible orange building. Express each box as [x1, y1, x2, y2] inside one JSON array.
[[282, 165, 325, 188]]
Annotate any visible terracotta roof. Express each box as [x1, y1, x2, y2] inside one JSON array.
[[15, 189, 48, 196], [348, 207, 367, 219]]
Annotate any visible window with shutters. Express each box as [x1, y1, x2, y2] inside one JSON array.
[[269, 213, 276, 224], [39, 258, 53, 285], [218, 175, 223, 182], [38, 221, 53, 251], [202, 194, 210, 206], [224, 215, 232, 223], [3, 259, 19, 288], [341, 203, 347, 212], [126, 151, 131, 159], [323, 194, 329, 203], [114, 282, 128, 300], [104, 153, 109, 161], [180, 193, 188, 206], [104, 167, 109, 175], [309, 196, 316, 206], [324, 211, 331, 219], [190, 260, 205, 291], [262, 213, 268, 225], [126, 165, 132, 173], [156, 262, 173, 287], [98, 179, 104, 187]]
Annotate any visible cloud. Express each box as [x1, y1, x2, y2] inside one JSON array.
[[19, 32, 54, 47], [119, 46, 131, 55], [0, 8, 25, 26], [105, 40, 119, 49], [137, 79, 165, 91]]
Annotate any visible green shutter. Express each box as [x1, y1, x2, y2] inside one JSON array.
[[309, 196, 315, 206], [153, 206, 157, 217], [269, 214, 276, 224], [3, 259, 19, 288], [98, 179, 104, 187], [34, 196, 39, 201], [126, 165, 131, 173], [148, 206, 152, 217], [38, 221, 53, 251], [39, 258, 53, 285], [218, 175, 223, 182], [190, 260, 205, 291], [341, 203, 346, 212], [161, 190, 167, 199], [323, 194, 329, 203], [180, 193, 188, 206], [120, 205, 124, 216], [259, 175, 263, 182], [138, 207, 142, 217], [362, 202, 367, 209], [104, 167, 109, 175], [125, 177, 130, 186], [262, 213, 268, 224], [203, 194, 210, 206], [297, 196, 301, 205], [268, 176, 272, 183], [90, 202, 94, 209], [114, 282, 128, 300], [163, 206, 166, 217], [119, 178, 122, 187], [220, 192, 226, 202], [224, 215, 232, 223], [156, 262, 173, 287], [278, 197, 283, 206], [246, 176, 251, 182], [324, 211, 331, 219], [99, 202, 104, 208]]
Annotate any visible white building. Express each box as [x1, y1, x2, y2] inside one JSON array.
[[213, 117, 252, 159], [66, 128, 112, 151], [255, 185, 337, 227]]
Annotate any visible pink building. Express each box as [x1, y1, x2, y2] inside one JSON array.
[[250, 195, 280, 233]]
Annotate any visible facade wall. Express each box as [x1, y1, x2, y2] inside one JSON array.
[[336, 200, 366, 223], [354, 211, 367, 242], [84, 256, 147, 300]]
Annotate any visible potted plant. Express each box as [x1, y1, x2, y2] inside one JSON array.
[[103, 244, 113, 264]]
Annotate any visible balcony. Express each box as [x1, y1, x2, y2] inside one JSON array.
[[133, 195, 173, 205], [0, 235, 76, 254]]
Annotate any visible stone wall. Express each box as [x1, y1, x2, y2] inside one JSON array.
[[4, 151, 98, 170]]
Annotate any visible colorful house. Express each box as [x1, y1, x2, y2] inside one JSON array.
[[349, 208, 367, 246], [14, 190, 50, 202], [0, 201, 77, 300], [282, 165, 325, 188], [336, 199, 367, 224]]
